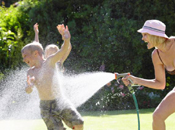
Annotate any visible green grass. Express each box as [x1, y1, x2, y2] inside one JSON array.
[[1, 109, 175, 130]]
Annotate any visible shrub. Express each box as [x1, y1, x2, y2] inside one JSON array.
[[1, 0, 175, 110], [0, 5, 24, 71]]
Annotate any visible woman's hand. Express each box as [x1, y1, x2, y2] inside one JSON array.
[[122, 74, 137, 86]]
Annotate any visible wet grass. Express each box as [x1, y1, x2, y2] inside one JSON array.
[[1, 108, 175, 130]]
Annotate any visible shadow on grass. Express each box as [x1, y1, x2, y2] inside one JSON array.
[[80, 108, 155, 116]]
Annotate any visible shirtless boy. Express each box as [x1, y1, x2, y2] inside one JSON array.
[[21, 25, 84, 130], [33, 23, 72, 72]]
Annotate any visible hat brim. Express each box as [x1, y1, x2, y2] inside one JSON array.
[[137, 28, 168, 39]]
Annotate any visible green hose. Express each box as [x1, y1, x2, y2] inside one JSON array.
[[114, 73, 140, 130], [128, 85, 140, 130], [132, 92, 140, 130]]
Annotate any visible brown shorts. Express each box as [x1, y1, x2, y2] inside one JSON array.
[[40, 99, 84, 130]]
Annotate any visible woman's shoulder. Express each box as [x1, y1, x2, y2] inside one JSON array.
[[167, 36, 175, 49], [168, 36, 175, 43], [151, 48, 164, 66], [151, 48, 160, 63], [152, 48, 158, 56], [169, 36, 175, 39]]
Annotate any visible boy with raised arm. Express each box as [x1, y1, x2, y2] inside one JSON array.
[[21, 25, 84, 130], [33, 23, 72, 72]]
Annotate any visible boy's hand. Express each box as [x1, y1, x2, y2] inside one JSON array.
[[63, 25, 71, 40], [26, 76, 35, 94], [25, 86, 33, 94], [57, 24, 64, 36], [27, 75, 35, 86], [34, 23, 39, 33], [57, 24, 71, 41]]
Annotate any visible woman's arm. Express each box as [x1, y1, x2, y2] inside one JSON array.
[[123, 49, 166, 90]]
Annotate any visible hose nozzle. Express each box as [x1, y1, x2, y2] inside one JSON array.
[[114, 72, 130, 80]]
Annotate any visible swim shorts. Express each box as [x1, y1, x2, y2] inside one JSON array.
[[40, 99, 84, 130]]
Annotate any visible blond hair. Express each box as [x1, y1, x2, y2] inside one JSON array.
[[44, 44, 59, 58], [21, 41, 44, 56], [148, 34, 167, 47]]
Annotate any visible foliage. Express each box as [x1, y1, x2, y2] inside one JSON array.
[[0, 5, 24, 71], [0, 72, 4, 82], [0, 0, 17, 7], [1, 0, 175, 110], [78, 79, 161, 111], [79, 79, 134, 111]]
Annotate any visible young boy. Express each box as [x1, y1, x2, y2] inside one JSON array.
[[33, 23, 72, 72], [21, 25, 84, 130], [45, 44, 63, 72]]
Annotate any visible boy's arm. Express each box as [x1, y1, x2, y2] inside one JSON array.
[[49, 25, 71, 66], [25, 71, 35, 94], [57, 24, 72, 64], [34, 23, 39, 42], [60, 43, 72, 64]]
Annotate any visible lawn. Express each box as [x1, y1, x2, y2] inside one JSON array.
[[1, 108, 175, 130]]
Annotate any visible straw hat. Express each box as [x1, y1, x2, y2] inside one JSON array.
[[137, 20, 168, 38]]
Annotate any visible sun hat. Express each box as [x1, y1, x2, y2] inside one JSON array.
[[137, 20, 168, 38]]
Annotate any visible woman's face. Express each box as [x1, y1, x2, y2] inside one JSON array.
[[141, 33, 154, 49]]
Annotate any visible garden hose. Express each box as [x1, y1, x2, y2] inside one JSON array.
[[128, 84, 140, 130], [114, 73, 140, 130], [114, 72, 130, 80]]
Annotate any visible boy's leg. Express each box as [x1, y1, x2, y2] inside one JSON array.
[[40, 100, 66, 130], [73, 124, 83, 130], [41, 111, 65, 130], [61, 107, 84, 130]]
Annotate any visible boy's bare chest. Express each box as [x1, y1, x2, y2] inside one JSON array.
[[30, 66, 55, 86]]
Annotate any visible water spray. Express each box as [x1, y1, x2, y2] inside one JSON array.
[[114, 72, 140, 130]]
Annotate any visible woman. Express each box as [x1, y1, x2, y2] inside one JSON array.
[[122, 19, 175, 130]]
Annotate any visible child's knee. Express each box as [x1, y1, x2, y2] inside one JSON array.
[[73, 124, 84, 130]]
